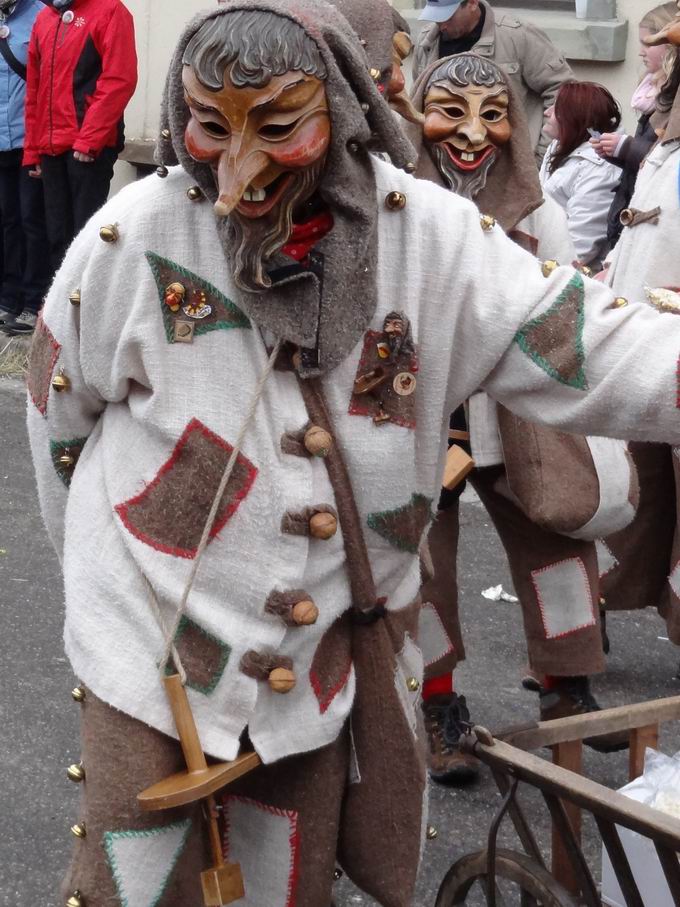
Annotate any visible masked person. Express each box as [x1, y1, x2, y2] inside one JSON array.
[[408, 53, 635, 782], [22, 0, 137, 276], [26, 3, 680, 906], [0, 0, 50, 336], [412, 0, 572, 164]]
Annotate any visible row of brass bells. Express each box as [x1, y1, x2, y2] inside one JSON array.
[[66, 891, 84, 907], [52, 370, 71, 392], [67, 762, 86, 783], [304, 425, 332, 458], [268, 667, 296, 694], [69, 289, 81, 307], [99, 224, 119, 244], [309, 511, 337, 540]]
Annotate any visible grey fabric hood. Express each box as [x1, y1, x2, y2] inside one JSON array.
[[408, 53, 543, 232], [156, 0, 417, 377]]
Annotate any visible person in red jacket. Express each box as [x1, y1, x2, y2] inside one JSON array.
[[23, 0, 137, 272]]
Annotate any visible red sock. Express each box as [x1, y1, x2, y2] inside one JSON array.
[[422, 673, 454, 700], [543, 675, 559, 690]]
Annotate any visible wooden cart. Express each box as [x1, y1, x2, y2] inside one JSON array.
[[435, 696, 680, 906]]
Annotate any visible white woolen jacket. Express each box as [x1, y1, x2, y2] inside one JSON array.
[[540, 139, 622, 265], [28, 157, 680, 764]]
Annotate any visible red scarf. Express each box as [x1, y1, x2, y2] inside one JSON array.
[[282, 210, 334, 262]]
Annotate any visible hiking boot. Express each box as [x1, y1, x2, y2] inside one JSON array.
[[422, 692, 480, 784], [539, 676, 628, 753]]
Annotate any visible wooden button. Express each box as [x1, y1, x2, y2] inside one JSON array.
[[269, 667, 296, 694], [304, 426, 332, 457], [309, 512, 338, 540], [292, 599, 319, 625]]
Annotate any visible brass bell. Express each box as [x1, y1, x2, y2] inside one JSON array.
[[156, 165, 169, 178], [161, 128, 171, 140], [599, 596, 606, 607], [66, 892, 85, 907], [406, 676, 420, 693], [68, 288, 81, 307], [66, 762, 86, 783], [404, 162, 416, 173], [369, 67, 381, 81], [52, 370, 71, 393], [612, 296, 628, 309], [99, 224, 119, 244], [59, 453, 76, 468], [304, 425, 332, 458], [360, 102, 370, 113], [268, 667, 296, 694], [333, 868, 344, 880], [71, 686, 86, 703], [309, 511, 338, 540], [187, 185, 203, 201], [480, 214, 496, 232], [426, 825, 438, 840], [292, 599, 319, 626], [541, 259, 559, 278], [70, 822, 87, 839], [579, 264, 593, 278], [385, 191, 406, 211]]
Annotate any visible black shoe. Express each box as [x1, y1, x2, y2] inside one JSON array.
[[0, 312, 36, 335], [422, 692, 480, 784], [600, 608, 610, 655], [539, 676, 628, 752]]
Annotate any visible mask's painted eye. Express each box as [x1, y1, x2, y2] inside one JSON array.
[[444, 106, 465, 118], [482, 110, 503, 122], [200, 120, 230, 138], [258, 121, 299, 139]]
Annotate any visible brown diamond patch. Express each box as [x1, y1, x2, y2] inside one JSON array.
[[367, 494, 434, 554], [27, 315, 61, 415], [309, 614, 352, 714], [115, 418, 257, 558], [165, 616, 231, 695]]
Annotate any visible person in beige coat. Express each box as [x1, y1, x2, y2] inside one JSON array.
[[413, 0, 573, 163]]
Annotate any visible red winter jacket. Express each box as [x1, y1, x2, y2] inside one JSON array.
[[23, 0, 137, 165]]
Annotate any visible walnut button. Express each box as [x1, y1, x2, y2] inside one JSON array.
[[385, 191, 406, 211], [480, 214, 496, 231], [309, 511, 338, 540], [269, 667, 296, 694], [292, 599, 319, 626], [541, 259, 559, 278], [304, 426, 332, 458]]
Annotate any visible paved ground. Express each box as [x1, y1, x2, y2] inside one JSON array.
[[2, 376, 680, 906]]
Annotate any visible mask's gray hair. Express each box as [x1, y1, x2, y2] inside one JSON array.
[[427, 53, 504, 92], [182, 9, 328, 90]]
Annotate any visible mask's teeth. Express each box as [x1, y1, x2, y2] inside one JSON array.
[[243, 186, 266, 203], [461, 151, 475, 162]]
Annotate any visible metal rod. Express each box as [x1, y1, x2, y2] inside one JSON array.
[[595, 817, 643, 907]]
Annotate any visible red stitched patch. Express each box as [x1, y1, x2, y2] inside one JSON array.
[[531, 557, 597, 640], [309, 614, 352, 714], [27, 314, 61, 416], [115, 418, 257, 558]]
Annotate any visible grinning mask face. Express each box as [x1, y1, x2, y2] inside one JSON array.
[[422, 55, 511, 199], [182, 11, 331, 291]]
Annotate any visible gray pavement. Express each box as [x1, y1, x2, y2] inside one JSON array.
[[2, 376, 680, 906]]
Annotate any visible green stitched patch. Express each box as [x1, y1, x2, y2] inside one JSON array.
[[514, 273, 588, 391], [145, 251, 250, 343], [165, 615, 231, 695], [49, 437, 88, 487], [104, 819, 191, 907], [367, 493, 434, 554]]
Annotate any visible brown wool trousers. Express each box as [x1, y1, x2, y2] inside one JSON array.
[[63, 691, 349, 907], [421, 465, 606, 681]]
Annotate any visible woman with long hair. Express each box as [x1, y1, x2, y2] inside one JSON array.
[[591, 3, 677, 250], [539, 81, 622, 269]]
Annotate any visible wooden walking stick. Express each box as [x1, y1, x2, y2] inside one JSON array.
[[137, 673, 261, 906]]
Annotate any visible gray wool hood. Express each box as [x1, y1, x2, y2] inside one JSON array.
[[156, 0, 417, 377]]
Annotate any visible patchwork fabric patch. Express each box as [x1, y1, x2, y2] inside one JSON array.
[[309, 614, 352, 714], [165, 615, 231, 694], [104, 819, 191, 907], [595, 539, 618, 580], [418, 602, 455, 667], [49, 437, 88, 488], [514, 273, 588, 391], [348, 329, 419, 429], [221, 795, 299, 907], [668, 561, 680, 602], [145, 252, 250, 343], [27, 315, 61, 415], [115, 418, 257, 558], [393, 633, 424, 738], [532, 557, 596, 639], [367, 493, 434, 554]]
